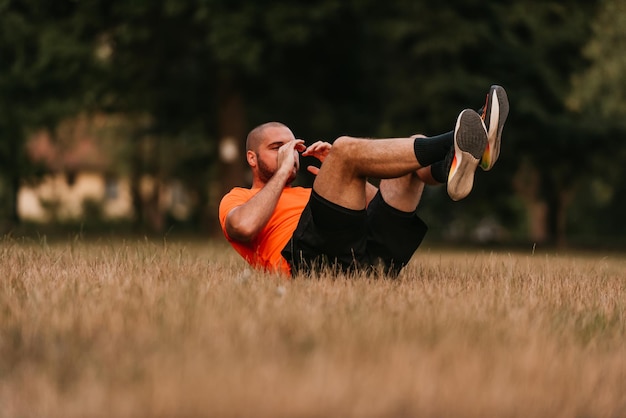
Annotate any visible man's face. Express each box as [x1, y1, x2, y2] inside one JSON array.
[[253, 126, 299, 185]]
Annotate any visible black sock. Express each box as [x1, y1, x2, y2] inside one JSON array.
[[430, 147, 454, 184], [413, 131, 454, 167]]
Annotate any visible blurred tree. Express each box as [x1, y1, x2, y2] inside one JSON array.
[[90, 1, 217, 232], [569, 0, 626, 127], [567, 0, 626, 242], [367, 1, 600, 246], [487, 1, 603, 247], [261, 1, 595, 246], [2, 0, 616, 246], [0, 0, 103, 229], [96, 0, 380, 232]]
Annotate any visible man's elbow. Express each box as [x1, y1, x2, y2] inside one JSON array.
[[226, 222, 257, 243]]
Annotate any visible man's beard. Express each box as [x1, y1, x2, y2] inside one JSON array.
[[257, 157, 297, 185]]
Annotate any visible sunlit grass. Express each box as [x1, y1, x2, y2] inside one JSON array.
[[1, 238, 625, 417]]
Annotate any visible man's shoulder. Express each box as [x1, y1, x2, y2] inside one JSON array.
[[223, 185, 311, 197], [223, 187, 256, 199], [219, 187, 256, 212], [220, 185, 311, 204]]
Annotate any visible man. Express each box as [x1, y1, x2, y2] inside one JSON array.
[[219, 85, 509, 277]]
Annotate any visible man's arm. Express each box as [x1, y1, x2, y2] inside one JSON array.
[[224, 140, 303, 243], [225, 170, 290, 242]]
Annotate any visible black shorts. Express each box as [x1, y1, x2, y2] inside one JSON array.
[[281, 189, 427, 276]]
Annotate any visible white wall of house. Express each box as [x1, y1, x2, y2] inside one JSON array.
[[18, 172, 134, 222]]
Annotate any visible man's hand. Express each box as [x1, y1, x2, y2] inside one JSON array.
[[302, 141, 332, 176], [276, 139, 306, 177]]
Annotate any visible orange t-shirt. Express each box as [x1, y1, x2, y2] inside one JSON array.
[[218, 186, 311, 276]]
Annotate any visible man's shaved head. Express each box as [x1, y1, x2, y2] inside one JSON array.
[[246, 122, 288, 153]]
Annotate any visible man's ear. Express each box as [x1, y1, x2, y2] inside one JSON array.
[[246, 150, 257, 168]]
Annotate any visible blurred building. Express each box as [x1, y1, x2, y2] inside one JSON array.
[[18, 116, 193, 225]]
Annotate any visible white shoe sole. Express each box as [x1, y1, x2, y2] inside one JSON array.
[[480, 85, 509, 171], [447, 110, 488, 201]]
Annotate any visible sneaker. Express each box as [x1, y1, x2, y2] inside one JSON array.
[[479, 85, 509, 171], [447, 109, 488, 201]]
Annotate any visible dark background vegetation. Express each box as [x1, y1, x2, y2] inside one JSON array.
[[1, 0, 625, 248]]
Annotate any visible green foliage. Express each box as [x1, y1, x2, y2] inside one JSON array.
[[560, 0, 626, 242], [1, 0, 625, 244], [0, 0, 105, 225], [0, 1, 102, 126], [569, 0, 626, 128]]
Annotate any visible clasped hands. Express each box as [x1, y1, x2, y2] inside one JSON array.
[[277, 139, 331, 177]]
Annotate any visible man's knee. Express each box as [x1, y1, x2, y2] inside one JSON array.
[[330, 136, 360, 160], [321, 136, 368, 177]]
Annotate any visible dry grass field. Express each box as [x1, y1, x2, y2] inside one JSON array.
[[1, 237, 625, 417]]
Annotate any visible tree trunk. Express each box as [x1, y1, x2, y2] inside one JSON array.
[[544, 174, 559, 246], [5, 131, 22, 230], [210, 74, 247, 236], [130, 134, 145, 233], [513, 160, 574, 248], [551, 182, 575, 250], [130, 134, 165, 234], [7, 172, 21, 228], [146, 136, 164, 233], [512, 159, 548, 243]]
